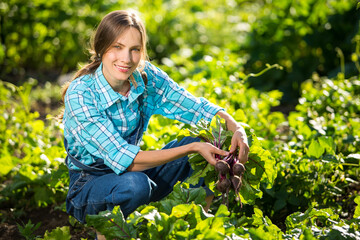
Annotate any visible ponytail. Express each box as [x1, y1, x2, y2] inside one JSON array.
[[57, 57, 101, 122]]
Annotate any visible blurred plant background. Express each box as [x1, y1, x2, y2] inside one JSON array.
[[0, 0, 359, 239], [1, 0, 359, 102]]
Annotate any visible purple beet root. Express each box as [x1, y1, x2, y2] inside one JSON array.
[[215, 160, 230, 175], [233, 162, 245, 177], [230, 175, 242, 202], [216, 178, 231, 193]]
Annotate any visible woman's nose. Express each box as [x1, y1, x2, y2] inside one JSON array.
[[119, 50, 132, 63]]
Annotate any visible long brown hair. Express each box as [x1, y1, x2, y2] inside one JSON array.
[[58, 10, 148, 120]]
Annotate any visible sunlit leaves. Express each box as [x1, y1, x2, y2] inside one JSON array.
[[0, 80, 66, 210], [89, 183, 238, 240], [177, 116, 276, 206], [285, 208, 360, 239], [43, 226, 71, 240], [354, 196, 360, 219], [87, 206, 137, 239], [1, 1, 360, 237], [270, 75, 360, 219], [307, 139, 325, 158]]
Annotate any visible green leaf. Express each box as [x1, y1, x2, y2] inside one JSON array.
[[248, 143, 276, 188], [170, 182, 207, 205], [354, 196, 360, 219], [17, 220, 41, 240], [171, 204, 194, 219], [179, 117, 276, 207], [43, 226, 71, 240], [285, 208, 337, 230], [214, 204, 230, 218], [34, 186, 52, 207], [144, 182, 207, 215], [86, 206, 137, 239], [194, 218, 226, 240], [318, 136, 335, 154], [240, 178, 262, 204], [186, 161, 213, 186], [0, 155, 17, 176], [307, 139, 325, 158], [252, 207, 269, 226]]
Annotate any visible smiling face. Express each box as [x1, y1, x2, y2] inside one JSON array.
[[102, 27, 142, 92]]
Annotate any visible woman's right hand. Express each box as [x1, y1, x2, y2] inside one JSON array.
[[192, 142, 229, 166], [128, 140, 228, 172]]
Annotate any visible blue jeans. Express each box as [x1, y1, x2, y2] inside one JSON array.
[[66, 137, 207, 223]]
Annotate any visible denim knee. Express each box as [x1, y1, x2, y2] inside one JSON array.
[[66, 171, 156, 222], [66, 171, 96, 223], [108, 172, 156, 217]]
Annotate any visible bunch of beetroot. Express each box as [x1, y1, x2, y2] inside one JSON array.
[[215, 153, 245, 207], [179, 116, 276, 210], [195, 117, 246, 207], [178, 117, 249, 208]]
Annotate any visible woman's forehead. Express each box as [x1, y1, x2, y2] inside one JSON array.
[[113, 27, 142, 45]]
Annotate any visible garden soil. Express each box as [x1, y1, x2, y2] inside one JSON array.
[[0, 206, 93, 240]]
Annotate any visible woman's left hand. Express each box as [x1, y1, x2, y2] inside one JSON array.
[[229, 128, 249, 164], [215, 110, 249, 164]]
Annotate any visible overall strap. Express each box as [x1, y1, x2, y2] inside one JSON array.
[[64, 138, 112, 173]]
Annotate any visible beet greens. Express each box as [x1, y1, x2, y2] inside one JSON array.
[[177, 116, 276, 208]]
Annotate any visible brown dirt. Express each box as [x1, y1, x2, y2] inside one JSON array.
[[0, 207, 95, 240]]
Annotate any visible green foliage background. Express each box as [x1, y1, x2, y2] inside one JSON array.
[[1, 0, 359, 101], [0, 0, 359, 239]]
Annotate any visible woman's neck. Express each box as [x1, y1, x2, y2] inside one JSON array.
[[117, 81, 131, 96], [110, 79, 130, 96]]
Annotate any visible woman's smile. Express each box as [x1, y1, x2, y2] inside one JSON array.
[[114, 64, 132, 72], [102, 27, 142, 92]]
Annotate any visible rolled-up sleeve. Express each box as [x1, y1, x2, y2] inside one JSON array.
[[64, 86, 139, 175], [148, 64, 223, 125]]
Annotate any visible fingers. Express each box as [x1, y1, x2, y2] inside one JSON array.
[[209, 146, 228, 166], [229, 141, 237, 153], [230, 135, 249, 164], [215, 148, 229, 156], [229, 131, 243, 153], [238, 142, 249, 164], [207, 157, 217, 166]]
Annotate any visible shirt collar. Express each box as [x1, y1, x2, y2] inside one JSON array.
[[94, 63, 146, 109], [127, 69, 146, 106]]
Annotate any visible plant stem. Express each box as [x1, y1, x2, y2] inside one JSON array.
[[105, 216, 131, 239], [241, 64, 283, 82]]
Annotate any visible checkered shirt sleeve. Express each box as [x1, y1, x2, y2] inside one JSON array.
[[64, 82, 139, 175], [145, 63, 223, 125]]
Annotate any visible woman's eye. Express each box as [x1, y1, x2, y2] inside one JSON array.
[[132, 48, 141, 52]]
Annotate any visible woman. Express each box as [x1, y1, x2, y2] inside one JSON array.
[[61, 9, 249, 224]]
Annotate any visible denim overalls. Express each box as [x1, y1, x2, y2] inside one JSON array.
[[64, 89, 204, 223]]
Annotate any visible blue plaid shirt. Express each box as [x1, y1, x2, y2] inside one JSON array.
[[63, 61, 222, 174]]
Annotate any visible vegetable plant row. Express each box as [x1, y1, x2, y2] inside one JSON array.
[[1, 60, 360, 239]]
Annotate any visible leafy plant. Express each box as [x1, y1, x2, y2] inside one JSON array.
[[1, 1, 360, 238], [242, 0, 359, 102], [284, 208, 360, 239], [17, 220, 41, 240], [86, 181, 360, 239], [42, 226, 71, 240], [177, 116, 276, 208], [354, 196, 360, 219], [0, 80, 68, 215]]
